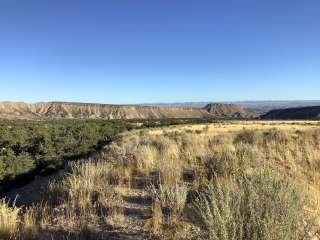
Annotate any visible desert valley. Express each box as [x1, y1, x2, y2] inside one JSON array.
[[1, 101, 320, 239], [1, 1, 320, 239]]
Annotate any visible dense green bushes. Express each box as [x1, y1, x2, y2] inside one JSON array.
[[0, 119, 133, 186], [138, 118, 219, 128]]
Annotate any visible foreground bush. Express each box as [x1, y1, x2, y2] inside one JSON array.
[[150, 182, 188, 225], [193, 172, 305, 240], [204, 148, 238, 177], [234, 129, 260, 145]]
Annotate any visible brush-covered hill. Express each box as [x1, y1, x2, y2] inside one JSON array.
[[261, 106, 320, 119], [203, 103, 251, 118]]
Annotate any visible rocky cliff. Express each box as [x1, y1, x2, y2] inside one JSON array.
[[0, 101, 212, 119], [0, 101, 257, 120]]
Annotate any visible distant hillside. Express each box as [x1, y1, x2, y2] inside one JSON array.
[[0, 101, 213, 120], [203, 103, 250, 118], [261, 106, 320, 119], [142, 100, 320, 114], [0, 101, 255, 120]]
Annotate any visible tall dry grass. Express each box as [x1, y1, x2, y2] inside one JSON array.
[[41, 159, 121, 236], [0, 199, 20, 239], [0, 159, 123, 239], [150, 182, 188, 225], [115, 127, 320, 237]]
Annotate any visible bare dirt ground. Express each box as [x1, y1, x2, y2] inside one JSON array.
[[6, 170, 65, 206]]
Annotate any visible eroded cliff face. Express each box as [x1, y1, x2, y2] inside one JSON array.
[[0, 102, 39, 118], [203, 103, 250, 118], [0, 101, 213, 119]]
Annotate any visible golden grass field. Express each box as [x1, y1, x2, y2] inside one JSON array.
[[1, 120, 320, 240], [148, 120, 320, 135]]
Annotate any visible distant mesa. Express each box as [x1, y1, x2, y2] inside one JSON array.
[[2, 101, 319, 120], [203, 103, 250, 118], [0, 101, 250, 120], [0, 101, 211, 120]]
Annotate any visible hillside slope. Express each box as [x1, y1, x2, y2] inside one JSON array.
[[203, 103, 250, 118], [261, 106, 320, 119]]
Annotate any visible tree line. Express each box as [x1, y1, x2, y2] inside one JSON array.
[[0, 119, 134, 189]]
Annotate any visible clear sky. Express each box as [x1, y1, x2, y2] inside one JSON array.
[[0, 0, 319, 104]]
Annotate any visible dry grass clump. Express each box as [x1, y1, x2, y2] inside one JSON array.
[[146, 182, 189, 238], [150, 182, 188, 225], [112, 133, 185, 186], [235, 143, 260, 168], [234, 129, 261, 145], [263, 128, 290, 144], [46, 159, 116, 204], [45, 160, 121, 230], [204, 143, 259, 178], [21, 203, 45, 238], [0, 199, 20, 239], [136, 144, 159, 172], [204, 146, 239, 178]]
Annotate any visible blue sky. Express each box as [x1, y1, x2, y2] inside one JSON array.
[[0, 0, 319, 104]]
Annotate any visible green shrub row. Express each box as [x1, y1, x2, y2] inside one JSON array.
[[0, 119, 133, 186]]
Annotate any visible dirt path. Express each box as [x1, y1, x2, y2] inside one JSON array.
[[105, 187, 158, 240], [5, 169, 65, 206], [3, 142, 110, 207]]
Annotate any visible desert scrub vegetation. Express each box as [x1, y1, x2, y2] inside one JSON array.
[[101, 126, 320, 238], [192, 172, 304, 240], [3, 159, 124, 239], [1, 121, 320, 239], [204, 143, 259, 178], [146, 182, 189, 238], [0, 117, 214, 189], [149, 182, 188, 225], [234, 129, 261, 145]]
